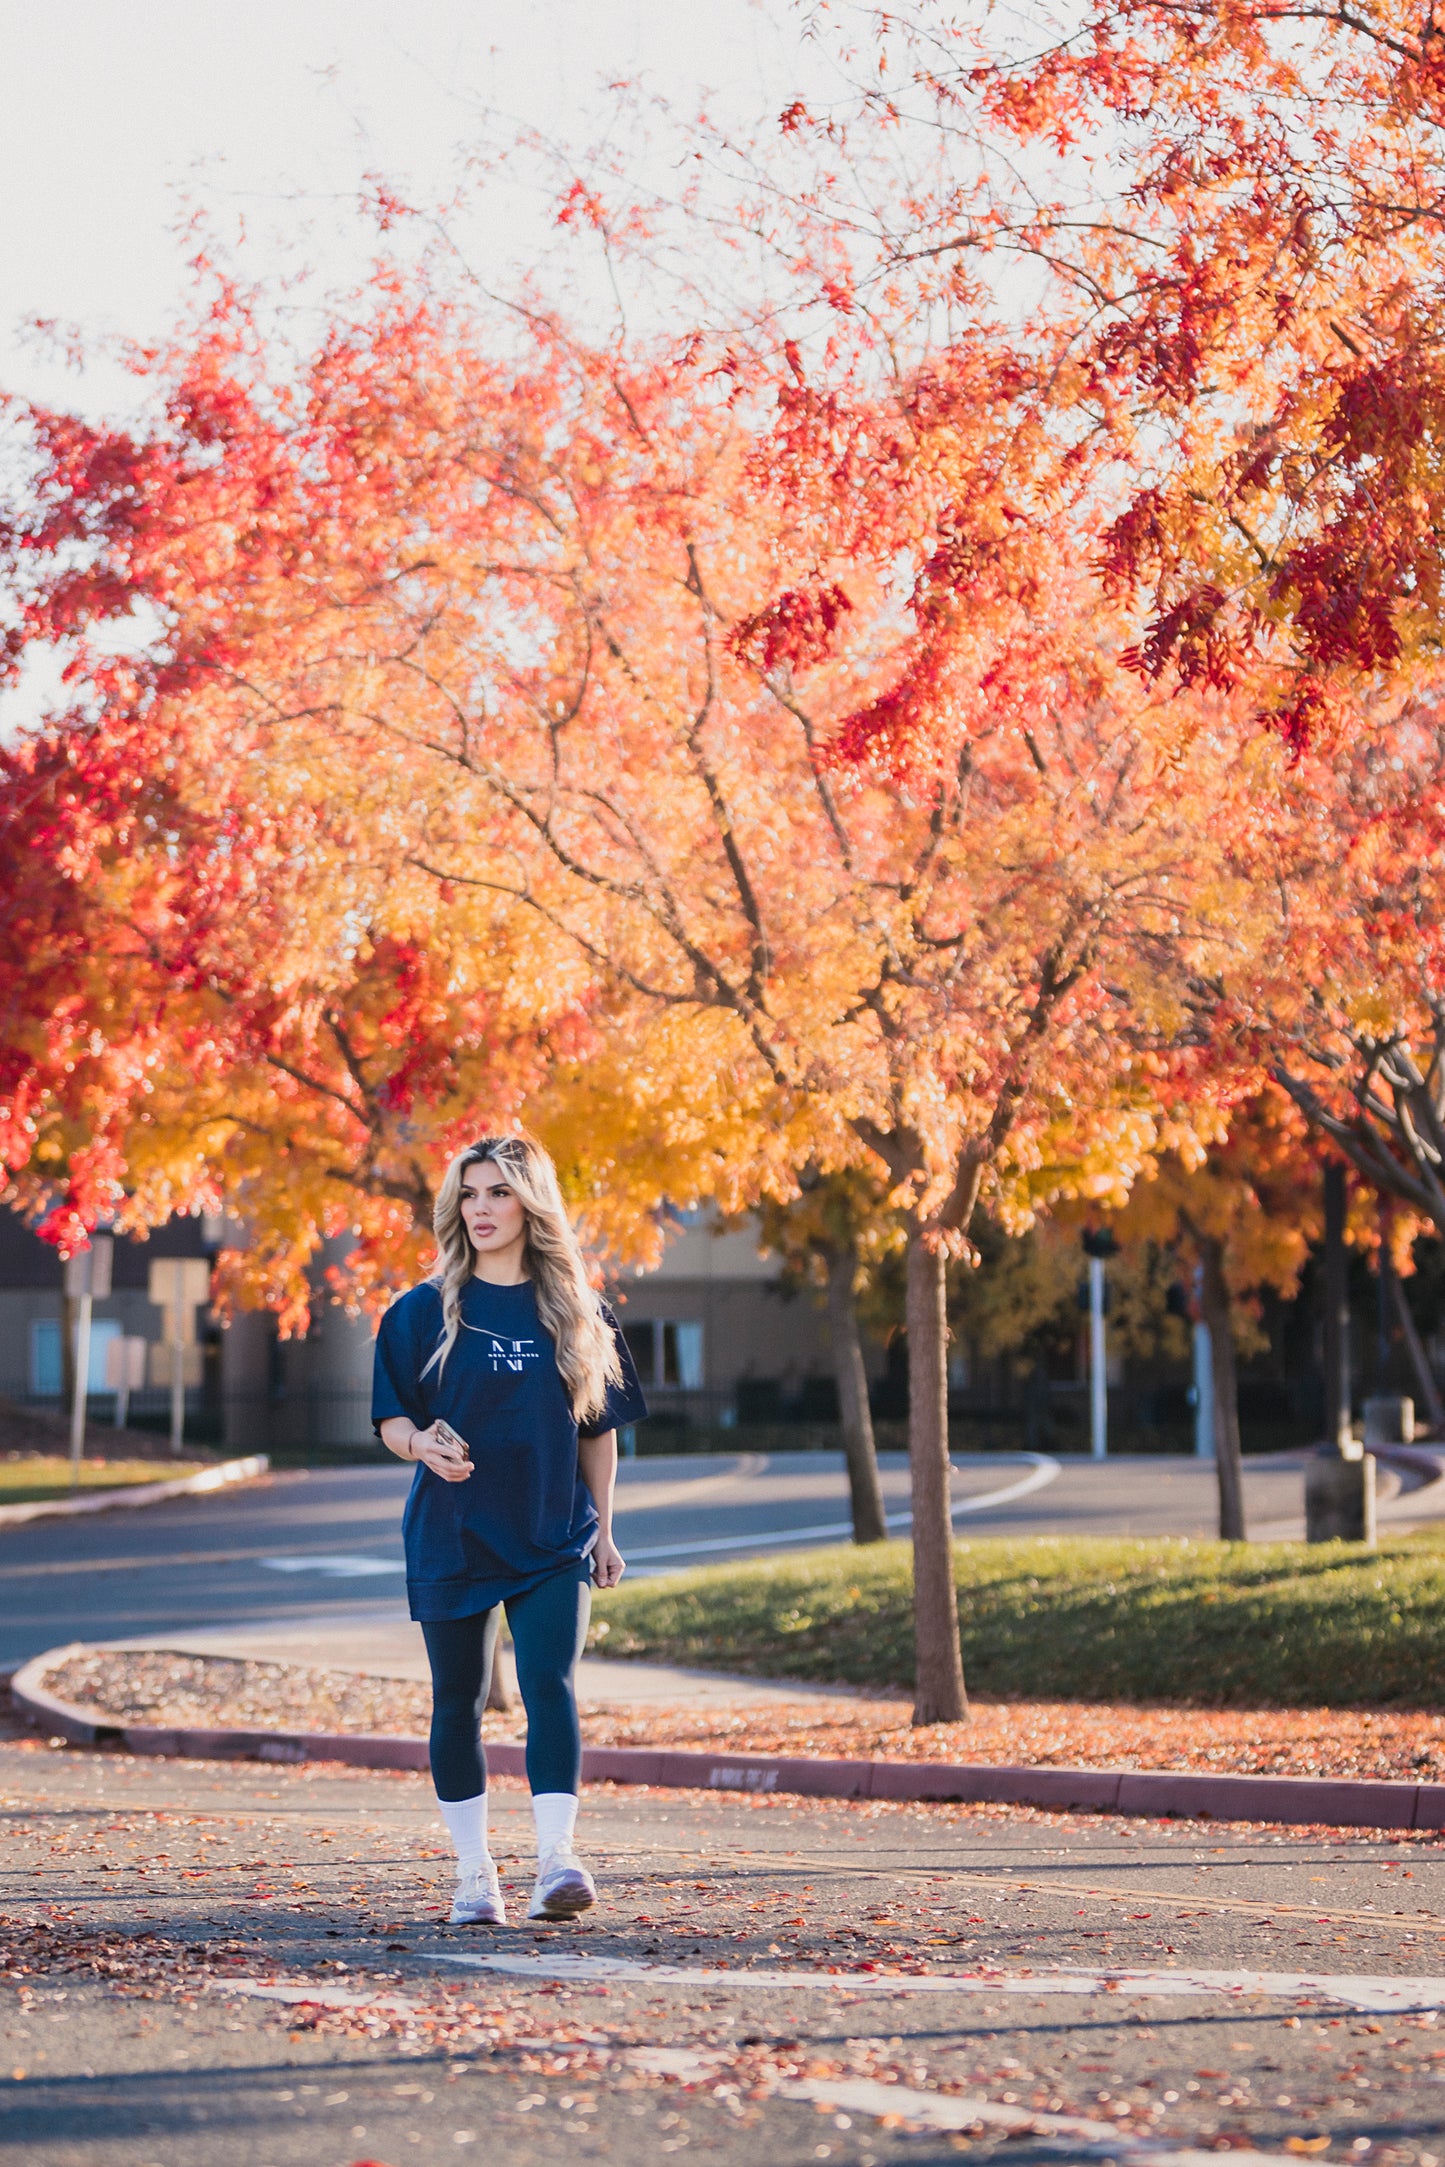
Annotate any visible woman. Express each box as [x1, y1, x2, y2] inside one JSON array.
[[372, 1132, 648, 1926]]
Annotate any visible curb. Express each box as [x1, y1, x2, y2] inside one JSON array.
[[0, 1454, 269, 1527], [11, 1647, 1445, 1831]]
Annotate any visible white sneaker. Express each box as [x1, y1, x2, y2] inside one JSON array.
[[526, 1842, 596, 1921], [450, 1859, 506, 1926]]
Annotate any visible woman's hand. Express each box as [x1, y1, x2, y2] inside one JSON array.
[[409, 1422, 472, 1484], [591, 1534, 626, 1588]]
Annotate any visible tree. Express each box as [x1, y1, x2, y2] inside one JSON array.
[[0, 322, 737, 1320], [0, 689, 603, 1325], [844, 1, 1445, 742], [1224, 690, 1445, 1267], [1108, 1089, 1327, 1538], [0, 272, 1265, 1722], [754, 1170, 895, 1545]]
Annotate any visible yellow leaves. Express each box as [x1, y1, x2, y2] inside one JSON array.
[[1344, 988, 1403, 1037]]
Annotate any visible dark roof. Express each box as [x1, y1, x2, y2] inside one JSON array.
[[0, 1208, 213, 1290]]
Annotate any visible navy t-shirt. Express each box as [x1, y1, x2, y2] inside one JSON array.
[[371, 1276, 648, 1621]]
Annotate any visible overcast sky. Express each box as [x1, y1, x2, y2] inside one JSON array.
[[0, 0, 827, 416]]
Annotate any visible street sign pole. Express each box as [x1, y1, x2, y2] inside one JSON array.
[[105, 1336, 145, 1430], [147, 1257, 211, 1456], [1089, 1255, 1107, 1461], [169, 1326, 185, 1457], [68, 1287, 93, 1485], [64, 1237, 114, 1490]]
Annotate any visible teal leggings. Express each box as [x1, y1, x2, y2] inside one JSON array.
[[421, 1562, 591, 1801]]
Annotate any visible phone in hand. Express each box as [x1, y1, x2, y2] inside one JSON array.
[[433, 1417, 472, 1465]]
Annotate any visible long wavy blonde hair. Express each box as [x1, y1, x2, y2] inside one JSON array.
[[422, 1132, 621, 1424]]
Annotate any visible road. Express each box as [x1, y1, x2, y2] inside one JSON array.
[[0, 1447, 1434, 1668], [3, 1733, 1443, 2166]]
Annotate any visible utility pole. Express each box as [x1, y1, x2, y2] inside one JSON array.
[[65, 1237, 114, 1490]]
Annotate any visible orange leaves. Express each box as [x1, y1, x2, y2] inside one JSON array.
[[0, 155, 1349, 1336], [829, 1, 1445, 737]]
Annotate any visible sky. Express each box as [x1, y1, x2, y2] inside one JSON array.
[[0, 0, 831, 417]]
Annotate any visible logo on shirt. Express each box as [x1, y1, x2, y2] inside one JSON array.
[[463, 1324, 540, 1373]]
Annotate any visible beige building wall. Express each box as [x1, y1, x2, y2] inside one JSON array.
[[609, 1210, 833, 1405]]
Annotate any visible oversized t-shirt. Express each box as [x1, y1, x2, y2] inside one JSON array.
[[371, 1276, 648, 1620]]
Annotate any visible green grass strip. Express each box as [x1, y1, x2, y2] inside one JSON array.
[[0, 1456, 207, 1506], [591, 1531, 1445, 1709]]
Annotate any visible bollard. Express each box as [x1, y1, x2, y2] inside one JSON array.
[[1305, 1443, 1377, 1545], [1362, 1394, 1414, 1448]]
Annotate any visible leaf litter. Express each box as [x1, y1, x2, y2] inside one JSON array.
[[40, 1647, 1445, 1781]]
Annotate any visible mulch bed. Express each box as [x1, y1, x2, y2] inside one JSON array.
[[34, 1647, 1445, 1781], [0, 1394, 220, 1462], [43, 1650, 433, 1739]]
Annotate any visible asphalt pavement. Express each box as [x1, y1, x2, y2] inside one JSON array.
[[3, 1734, 1444, 2167], [2, 1448, 1435, 1669]]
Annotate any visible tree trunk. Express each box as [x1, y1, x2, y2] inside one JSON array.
[[1197, 1235, 1246, 1541], [486, 1647, 516, 1715], [905, 1221, 968, 1723], [826, 1246, 888, 1544], [1379, 1232, 1445, 1434]]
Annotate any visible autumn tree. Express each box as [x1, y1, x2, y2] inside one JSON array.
[[753, 1169, 896, 1545], [0, 319, 742, 1322], [1106, 1090, 1326, 1537], [1221, 689, 1445, 1284], [1, 265, 1270, 1721], [824, 1, 1445, 743]]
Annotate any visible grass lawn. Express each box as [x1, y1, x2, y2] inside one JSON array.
[[591, 1530, 1445, 1709], [0, 1455, 208, 1506]]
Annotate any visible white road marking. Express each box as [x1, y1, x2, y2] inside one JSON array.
[[251, 1457, 1059, 1577], [214, 1978, 418, 2012], [620, 1453, 1061, 1561], [259, 1555, 406, 1577], [631, 2048, 1302, 2162], [214, 1977, 1310, 2162], [437, 1949, 1445, 2015]]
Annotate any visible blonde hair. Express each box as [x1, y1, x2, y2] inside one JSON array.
[[422, 1132, 621, 1425]]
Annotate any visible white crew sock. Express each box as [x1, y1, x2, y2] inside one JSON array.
[[436, 1792, 490, 1875], [532, 1791, 578, 1861]]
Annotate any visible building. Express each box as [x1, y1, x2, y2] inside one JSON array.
[[0, 1209, 219, 1428], [607, 1208, 837, 1438], [0, 1204, 837, 1452]]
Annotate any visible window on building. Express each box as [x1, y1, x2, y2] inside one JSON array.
[[622, 1319, 703, 1389], [29, 1320, 60, 1397], [662, 1320, 703, 1388], [30, 1317, 122, 1396]]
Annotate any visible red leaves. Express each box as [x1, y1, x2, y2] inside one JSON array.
[[871, 0, 1445, 725], [832, 651, 945, 771], [729, 583, 853, 675], [1120, 585, 1236, 690], [555, 179, 609, 232]]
